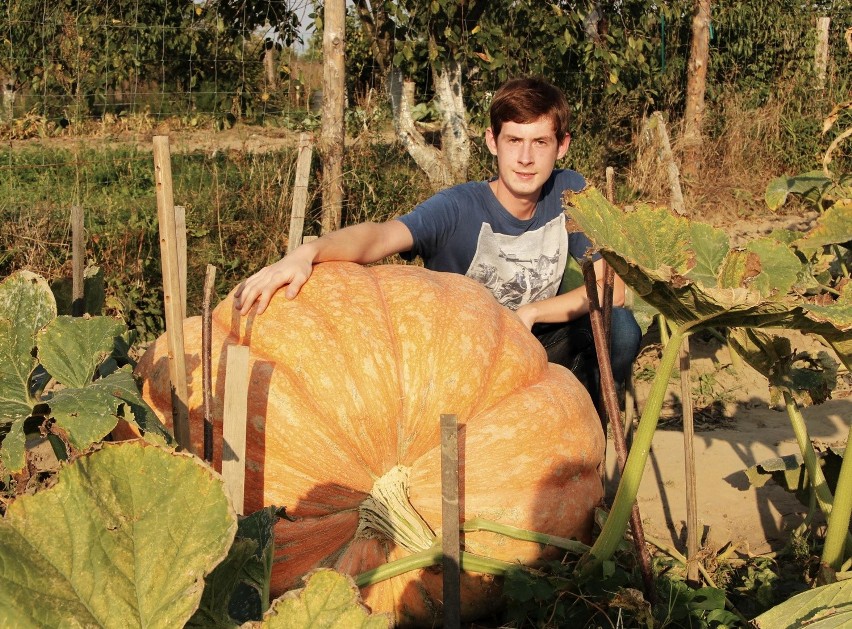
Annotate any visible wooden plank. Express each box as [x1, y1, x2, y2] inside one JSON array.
[[440, 413, 461, 629], [152, 135, 192, 453], [70, 204, 84, 317], [174, 204, 187, 320], [202, 264, 217, 464], [222, 345, 250, 515], [287, 133, 314, 254]]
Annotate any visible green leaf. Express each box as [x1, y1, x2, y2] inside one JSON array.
[[0, 442, 237, 628], [0, 271, 57, 411], [47, 367, 143, 450], [752, 580, 852, 628], [563, 187, 851, 336], [685, 222, 729, 286], [256, 569, 390, 628], [0, 271, 57, 472], [793, 200, 852, 258], [745, 237, 807, 297], [728, 328, 838, 407], [803, 283, 852, 331], [189, 506, 281, 627], [37, 315, 125, 389], [765, 171, 833, 211]]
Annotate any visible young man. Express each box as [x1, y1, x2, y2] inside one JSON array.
[[234, 77, 641, 403]]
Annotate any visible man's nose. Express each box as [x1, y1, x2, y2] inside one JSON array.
[[518, 142, 533, 164]]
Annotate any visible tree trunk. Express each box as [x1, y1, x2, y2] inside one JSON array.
[[1, 73, 16, 122], [682, 0, 711, 179], [388, 62, 469, 192], [433, 57, 470, 185], [263, 41, 278, 91], [320, 0, 346, 234]]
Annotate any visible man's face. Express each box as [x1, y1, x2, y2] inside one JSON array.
[[485, 116, 571, 206]]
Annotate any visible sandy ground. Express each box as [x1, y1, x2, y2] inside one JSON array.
[[605, 332, 851, 558]]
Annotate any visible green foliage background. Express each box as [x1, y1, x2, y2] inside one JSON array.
[[0, 0, 850, 341]]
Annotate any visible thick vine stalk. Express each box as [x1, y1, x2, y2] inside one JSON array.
[[579, 322, 693, 573], [821, 419, 852, 570]]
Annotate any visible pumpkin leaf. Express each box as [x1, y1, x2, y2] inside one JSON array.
[[752, 579, 852, 628], [793, 200, 852, 258], [255, 569, 391, 628], [685, 221, 730, 286], [0, 442, 237, 629], [0, 271, 56, 408], [563, 187, 852, 337], [0, 270, 57, 472], [764, 171, 834, 210], [47, 367, 145, 450], [37, 315, 125, 389], [189, 505, 280, 627]]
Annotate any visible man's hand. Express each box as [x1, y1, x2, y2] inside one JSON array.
[[514, 303, 538, 330], [233, 253, 313, 316]]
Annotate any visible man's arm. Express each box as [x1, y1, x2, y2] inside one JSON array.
[[514, 259, 625, 329], [234, 220, 414, 315]]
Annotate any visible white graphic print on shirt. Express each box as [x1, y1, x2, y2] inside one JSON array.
[[465, 214, 568, 310]]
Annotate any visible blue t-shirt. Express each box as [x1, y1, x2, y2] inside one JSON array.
[[398, 169, 593, 310]]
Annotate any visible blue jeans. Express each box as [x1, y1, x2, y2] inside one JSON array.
[[531, 307, 642, 408]]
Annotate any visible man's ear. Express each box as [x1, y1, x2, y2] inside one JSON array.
[[557, 133, 571, 159], [485, 127, 498, 155]]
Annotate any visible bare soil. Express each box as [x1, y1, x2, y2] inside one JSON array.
[[611, 329, 850, 560]]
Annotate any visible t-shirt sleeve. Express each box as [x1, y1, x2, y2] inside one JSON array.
[[396, 190, 459, 262]]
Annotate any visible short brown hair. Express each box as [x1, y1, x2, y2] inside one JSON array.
[[489, 77, 570, 143]]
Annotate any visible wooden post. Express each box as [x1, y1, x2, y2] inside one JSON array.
[[649, 112, 686, 216], [70, 204, 84, 317], [202, 264, 217, 464], [174, 204, 187, 320], [815, 17, 831, 89], [440, 413, 461, 629], [680, 337, 700, 585], [222, 345, 250, 515], [287, 133, 314, 254], [319, 0, 346, 234], [152, 135, 192, 453]]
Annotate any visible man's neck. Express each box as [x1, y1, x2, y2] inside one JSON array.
[[489, 180, 537, 220]]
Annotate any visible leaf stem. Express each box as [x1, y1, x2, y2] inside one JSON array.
[[354, 546, 520, 588], [783, 391, 852, 554], [462, 517, 590, 554], [579, 323, 691, 574], [821, 419, 852, 570]]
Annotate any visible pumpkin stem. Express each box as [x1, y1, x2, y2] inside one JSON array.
[[357, 465, 435, 552]]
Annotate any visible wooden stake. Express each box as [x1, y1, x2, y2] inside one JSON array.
[[287, 133, 314, 253], [152, 135, 192, 453], [648, 112, 686, 216], [174, 204, 187, 320], [222, 345, 250, 515], [70, 204, 84, 317], [202, 264, 217, 464], [440, 413, 461, 629], [583, 259, 655, 603], [815, 17, 831, 89], [680, 336, 700, 586]]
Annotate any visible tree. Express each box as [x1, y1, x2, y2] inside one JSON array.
[[682, 0, 711, 179]]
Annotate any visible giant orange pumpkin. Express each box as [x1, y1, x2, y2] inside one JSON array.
[[132, 262, 604, 626]]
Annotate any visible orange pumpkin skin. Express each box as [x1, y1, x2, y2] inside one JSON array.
[[132, 262, 604, 626]]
